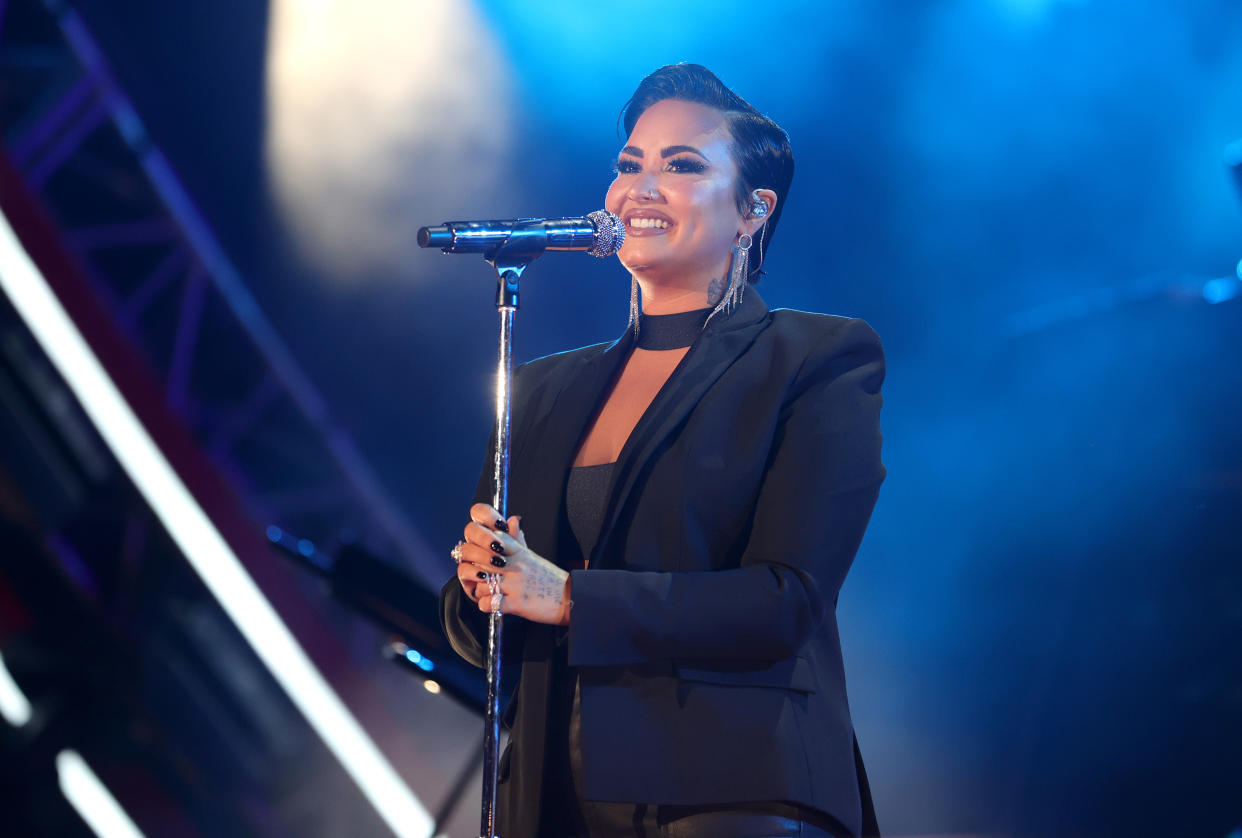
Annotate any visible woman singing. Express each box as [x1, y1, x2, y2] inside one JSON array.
[[440, 63, 884, 838]]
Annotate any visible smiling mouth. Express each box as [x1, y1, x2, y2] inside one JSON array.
[[628, 217, 671, 230]]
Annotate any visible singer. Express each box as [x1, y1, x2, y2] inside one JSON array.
[[440, 63, 884, 838]]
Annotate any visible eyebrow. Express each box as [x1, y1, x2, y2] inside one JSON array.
[[619, 144, 710, 161]]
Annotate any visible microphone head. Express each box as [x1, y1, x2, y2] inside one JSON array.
[[586, 209, 626, 258]]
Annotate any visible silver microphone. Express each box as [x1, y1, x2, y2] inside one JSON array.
[[417, 209, 625, 258]]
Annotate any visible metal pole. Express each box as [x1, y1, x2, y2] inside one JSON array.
[[481, 268, 520, 838]]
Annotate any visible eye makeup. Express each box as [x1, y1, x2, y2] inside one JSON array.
[[612, 156, 707, 176], [665, 157, 706, 174]]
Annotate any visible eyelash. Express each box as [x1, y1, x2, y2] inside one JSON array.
[[613, 158, 706, 175]]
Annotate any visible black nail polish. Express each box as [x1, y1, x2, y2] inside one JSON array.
[[490, 541, 505, 554], [494, 519, 508, 533], [490, 555, 507, 568], [476, 571, 487, 580]]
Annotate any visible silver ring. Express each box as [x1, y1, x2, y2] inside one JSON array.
[[450, 542, 464, 563]]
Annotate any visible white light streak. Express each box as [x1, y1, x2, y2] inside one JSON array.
[[0, 650, 33, 726], [56, 750, 147, 838], [0, 209, 431, 837]]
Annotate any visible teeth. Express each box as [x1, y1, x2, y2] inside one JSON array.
[[628, 217, 670, 229]]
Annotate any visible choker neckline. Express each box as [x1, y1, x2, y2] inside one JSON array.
[[636, 308, 711, 351]]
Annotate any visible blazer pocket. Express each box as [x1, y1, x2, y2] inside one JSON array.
[[675, 654, 818, 694]]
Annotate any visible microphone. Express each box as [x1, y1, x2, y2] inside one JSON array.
[[417, 209, 626, 258]]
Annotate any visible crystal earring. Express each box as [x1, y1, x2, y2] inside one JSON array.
[[627, 274, 640, 337], [707, 233, 750, 324]]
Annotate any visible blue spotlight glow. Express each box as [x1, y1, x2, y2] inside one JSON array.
[[403, 648, 434, 672], [297, 538, 315, 557], [1225, 140, 1242, 168], [265, 525, 283, 542], [1202, 277, 1240, 305]]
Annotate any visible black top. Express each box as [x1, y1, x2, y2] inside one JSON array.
[[565, 462, 616, 562], [544, 461, 616, 835]]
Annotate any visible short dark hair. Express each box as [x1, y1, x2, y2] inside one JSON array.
[[619, 63, 794, 282]]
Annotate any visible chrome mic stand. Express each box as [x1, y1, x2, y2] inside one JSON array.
[[418, 211, 623, 838], [479, 228, 546, 838]]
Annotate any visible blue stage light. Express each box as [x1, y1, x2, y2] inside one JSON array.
[[265, 525, 282, 542], [1202, 277, 1240, 305], [1225, 140, 1242, 168], [297, 538, 315, 557], [402, 647, 435, 672]]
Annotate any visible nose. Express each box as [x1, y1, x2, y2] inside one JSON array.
[[627, 172, 660, 201]]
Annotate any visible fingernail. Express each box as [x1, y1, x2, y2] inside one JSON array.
[[490, 555, 507, 568], [490, 541, 505, 554], [476, 571, 487, 580], [494, 519, 508, 532]]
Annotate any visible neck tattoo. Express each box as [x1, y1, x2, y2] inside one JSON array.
[[706, 277, 725, 306]]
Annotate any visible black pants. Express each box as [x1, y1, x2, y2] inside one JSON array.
[[573, 800, 849, 838], [562, 682, 851, 838]]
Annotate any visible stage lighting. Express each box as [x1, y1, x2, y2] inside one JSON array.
[[264, 0, 515, 280], [57, 750, 147, 838], [0, 650, 33, 727], [0, 209, 432, 838], [1203, 276, 1240, 305]]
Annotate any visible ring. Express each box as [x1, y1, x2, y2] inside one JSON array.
[[450, 542, 464, 564]]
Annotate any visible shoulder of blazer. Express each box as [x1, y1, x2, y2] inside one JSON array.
[[508, 339, 618, 434], [518, 339, 613, 383], [763, 311, 886, 401], [767, 308, 875, 340], [765, 310, 883, 359]]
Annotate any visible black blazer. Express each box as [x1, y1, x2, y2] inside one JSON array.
[[440, 290, 885, 837]]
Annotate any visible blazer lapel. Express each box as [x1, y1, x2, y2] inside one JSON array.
[[593, 292, 771, 566], [513, 332, 633, 568]]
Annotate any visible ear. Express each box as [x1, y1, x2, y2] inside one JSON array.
[[740, 188, 777, 238]]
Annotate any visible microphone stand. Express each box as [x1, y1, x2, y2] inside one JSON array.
[[477, 226, 548, 838]]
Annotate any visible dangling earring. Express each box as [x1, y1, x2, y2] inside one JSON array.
[[627, 275, 640, 336], [707, 233, 750, 324]]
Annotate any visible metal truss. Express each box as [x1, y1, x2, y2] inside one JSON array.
[[0, 0, 435, 580]]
